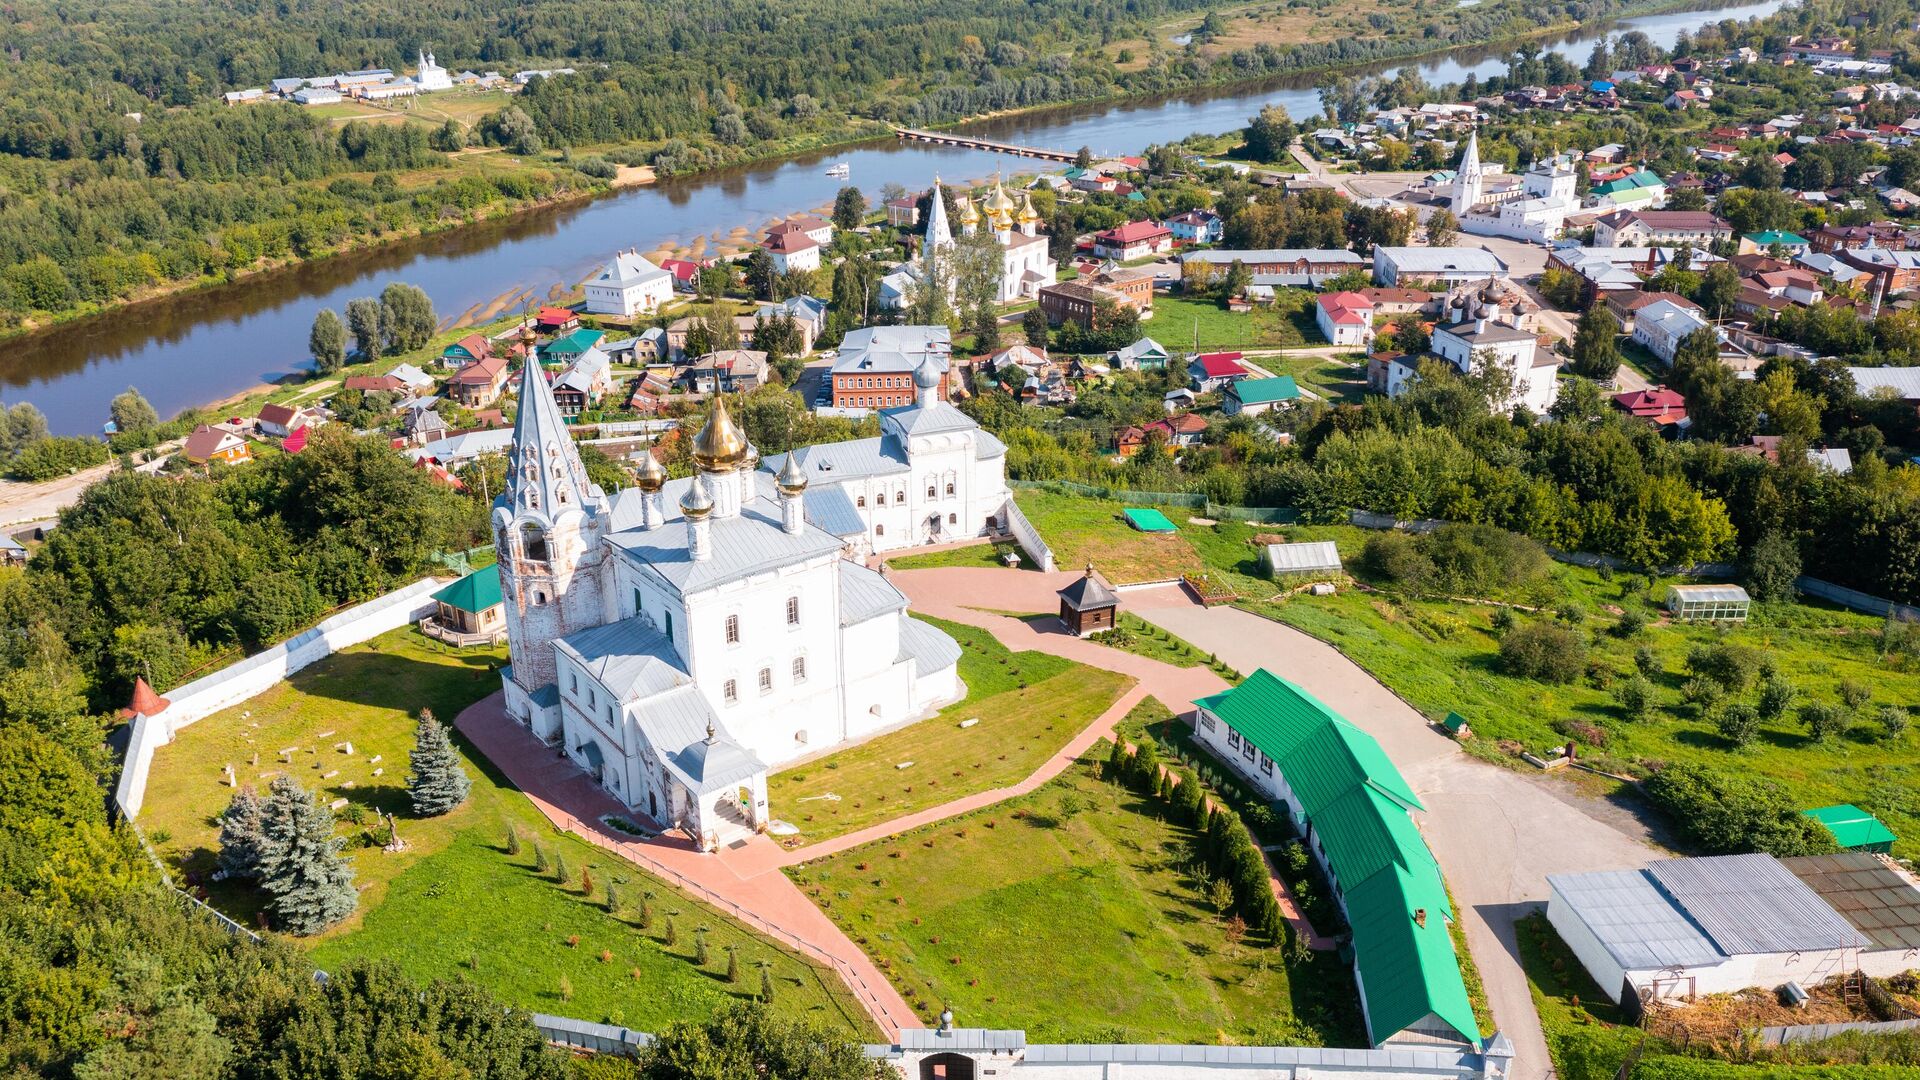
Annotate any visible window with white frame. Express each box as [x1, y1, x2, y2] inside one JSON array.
[[792, 655, 807, 682], [786, 596, 800, 626], [725, 614, 740, 644], [1227, 728, 1240, 749], [569, 673, 578, 695], [1259, 751, 1272, 775], [723, 679, 738, 704], [759, 667, 773, 693], [1242, 738, 1257, 764]]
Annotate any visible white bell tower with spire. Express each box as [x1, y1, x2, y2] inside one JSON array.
[[1450, 129, 1483, 218], [494, 329, 613, 730]]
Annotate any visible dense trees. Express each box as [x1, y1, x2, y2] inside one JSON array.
[[1643, 763, 1838, 857]]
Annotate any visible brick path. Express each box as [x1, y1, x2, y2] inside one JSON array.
[[454, 563, 1340, 1038]]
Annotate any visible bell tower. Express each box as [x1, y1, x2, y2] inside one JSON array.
[[494, 326, 613, 702]]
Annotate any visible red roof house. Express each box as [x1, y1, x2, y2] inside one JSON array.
[[1188, 351, 1250, 390], [1611, 385, 1689, 427], [1091, 220, 1174, 260], [535, 306, 579, 333]]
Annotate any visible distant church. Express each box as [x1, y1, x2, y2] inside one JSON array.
[[493, 343, 987, 850], [881, 177, 1057, 309], [414, 49, 453, 92], [1449, 130, 1577, 244]]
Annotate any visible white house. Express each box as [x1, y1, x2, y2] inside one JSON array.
[[1315, 291, 1376, 347], [584, 251, 676, 318], [494, 366, 966, 851], [764, 231, 822, 275], [1410, 290, 1558, 414], [1632, 298, 1711, 364]]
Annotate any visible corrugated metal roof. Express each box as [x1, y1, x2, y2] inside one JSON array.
[[1375, 247, 1509, 275], [765, 435, 911, 483], [884, 401, 977, 436], [1265, 540, 1341, 573], [1782, 852, 1920, 952], [554, 617, 690, 701], [1283, 720, 1424, 817], [841, 561, 908, 626], [667, 725, 765, 794], [898, 616, 963, 672], [1668, 584, 1751, 603], [1346, 863, 1481, 1047], [895, 1028, 1025, 1051], [1850, 366, 1920, 401], [1646, 853, 1864, 955], [606, 479, 846, 597], [1548, 868, 1724, 970], [631, 684, 717, 763], [1313, 784, 1447, 914]]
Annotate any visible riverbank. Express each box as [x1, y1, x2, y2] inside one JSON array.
[[0, 0, 1773, 358]]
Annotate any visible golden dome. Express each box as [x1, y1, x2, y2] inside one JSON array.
[[776, 452, 808, 495], [984, 176, 1016, 213], [1017, 191, 1040, 223], [679, 477, 713, 519], [691, 395, 748, 472], [632, 447, 666, 493], [957, 197, 981, 225]]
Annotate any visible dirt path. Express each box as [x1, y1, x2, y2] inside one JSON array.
[[0, 462, 115, 528]]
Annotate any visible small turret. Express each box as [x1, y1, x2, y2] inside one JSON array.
[[680, 477, 713, 562], [776, 453, 808, 535], [632, 447, 666, 529]]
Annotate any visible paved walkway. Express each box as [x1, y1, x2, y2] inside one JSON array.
[[1122, 585, 1662, 1080]]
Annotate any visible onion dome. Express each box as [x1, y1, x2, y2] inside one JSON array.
[[957, 196, 981, 227], [1017, 191, 1041, 224], [984, 177, 1017, 214], [680, 476, 713, 519], [691, 395, 748, 471], [632, 447, 666, 493], [913, 356, 942, 391], [776, 452, 808, 495]]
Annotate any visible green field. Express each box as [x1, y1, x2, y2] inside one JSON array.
[[785, 752, 1363, 1044], [768, 617, 1133, 844], [1012, 488, 1206, 584], [1237, 531, 1920, 859], [1260, 354, 1371, 404], [885, 541, 1036, 572], [142, 628, 874, 1035], [1152, 294, 1319, 351]]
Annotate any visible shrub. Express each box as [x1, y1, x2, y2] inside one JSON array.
[[1643, 763, 1838, 857], [1359, 531, 1435, 592], [1634, 645, 1660, 676], [1419, 523, 1551, 596], [1686, 642, 1764, 694], [1490, 607, 1515, 634], [1615, 675, 1655, 720], [1756, 677, 1796, 721], [1681, 677, 1723, 713], [1879, 706, 1910, 742], [1612, 609, 1647, 638], [1498, 621, 1587, 684], [1837, 679, 1872, 711], [1556, 602, 1586, 625], [1799, 701, 1846, 744], [1714, 703, 1759, 748]]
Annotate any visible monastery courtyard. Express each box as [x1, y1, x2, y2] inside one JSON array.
[[456, 556, 1658, 1079]]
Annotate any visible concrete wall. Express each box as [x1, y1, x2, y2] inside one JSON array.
[[114, 578, 445, 819]]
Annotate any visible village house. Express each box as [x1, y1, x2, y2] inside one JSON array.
[[1166, 209, 1224, 245], [1223, 376, 1300, 416], [439, 333, 495, 370], [544, 328, 607, 368], [763, 229, 822, 274], [182, 424, 253, 466], [1315, 291, 1376, 347], [684, 350, 771, 394], [1632, 298, 1713, 364], [885, 197, 920, 228], [552, 349, 614, 417], [757, 296, 829, 351], [831, 325, 953, 410], [1091, 220, 1174, 260], [665, 315, 760, 362], [1150, 412, 1209, 448], [1037, 267, 1155, 329], [1110, 337, 1171, 371], [256, 402, 323, 438], [1611, 385, 1689, 431], [1592, 210, 1733, 247], [535, 306, 579, 334], [448, 354, 512, 408], [1605, 291, 1702, 332], [1183, 248, 1369, 285], [1188, 352, 1251, 392]]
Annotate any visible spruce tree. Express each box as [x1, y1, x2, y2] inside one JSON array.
[[216, 785, 270, 880], [759, 961, 775, 1003], [407, 709, 471, 816], [605, 880, 621, 915], [256, 776, 357, 935]]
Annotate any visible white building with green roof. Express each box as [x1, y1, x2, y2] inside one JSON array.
[[1192, 669, 1483, 1050]]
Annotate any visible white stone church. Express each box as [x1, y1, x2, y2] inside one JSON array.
[[881, 177, 1057, 309], [493, 356, 982, 850]]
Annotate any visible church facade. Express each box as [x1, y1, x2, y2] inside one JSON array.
[[493, 348, 967, 850], [881, 178, 1058, 310]]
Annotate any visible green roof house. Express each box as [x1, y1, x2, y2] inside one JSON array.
[[1803, 804, 1897, 853], [1192, 669, 1478, 1048], [1739, 230, 1810, 256], [1223, 375, 1300, 417], [427, 565, 505, 645], [1591, 170, 1665, 210], [543, 328, 607, 367]]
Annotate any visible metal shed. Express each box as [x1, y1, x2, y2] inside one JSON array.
[[1667, 583, 1750, 622]]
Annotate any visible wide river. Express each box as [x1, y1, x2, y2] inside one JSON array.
[[5, 0, 1786, 432]]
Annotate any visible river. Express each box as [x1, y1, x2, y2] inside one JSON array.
[[2, 0, 1786, 432]]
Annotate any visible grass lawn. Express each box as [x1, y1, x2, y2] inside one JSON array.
[[768, 617, 1133, 844], [885, 541, 1036, 572], [1058, 611, 1237, 677], [785, 753, 1363, 1044], [1152, 294, 1318, 352], [1516, 912, 1641, 1080], [1259, 354, 1371, 404], [142, 627, 873, 1036], [1227, 527, 1920, 859], [1013, 487, 1205, 584]]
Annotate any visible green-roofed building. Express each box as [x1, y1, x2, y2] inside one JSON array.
[[1738, 230, 1810, 256], [1803, 804, 1897, 853], [543, 328, 607, 367], [1223, 375, 1300, 417], [428, 565, 506, 644], [1193, 667, 1480, 1048]]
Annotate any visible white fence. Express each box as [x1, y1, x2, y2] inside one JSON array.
[[1796, 576, 1920, 622], [1003, 496, 1056, 572], [114, 577, 445, 819]]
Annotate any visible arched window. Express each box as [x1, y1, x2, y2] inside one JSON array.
[[520, 523, 549, 562], [875, 524, 885, 537], [927, 484, 937, 499], [856, 495, 866, 507], [894, 491, 905, 505], [945, 480, 956, 496], [948, 513, 958, 524], [533, 590, 548, 606]]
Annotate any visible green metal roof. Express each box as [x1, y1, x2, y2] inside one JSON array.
[[1122, 507, 1177, 532], [431, 565, 502, 615], [1442, 712, 1469, 732], [545, 328, 606, 358], [1744, 230, 1809, 246], [1803, 804, 1898, 850], [1346, 864, 1482, 1047], [1314, 784, 1449, 916], [1284, 720, 1425, 817], [1232, 376, 1300, 406]]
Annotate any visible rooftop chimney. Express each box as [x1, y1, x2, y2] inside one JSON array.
[[1414, 908, 1428, 928]]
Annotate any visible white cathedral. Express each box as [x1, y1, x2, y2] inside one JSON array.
[[1449, 130, 1577, 245], [880, 177, 1057, 309], [493, 349, 1006, 851]]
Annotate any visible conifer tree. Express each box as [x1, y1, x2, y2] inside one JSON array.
[[407, 708, 471, 816], [759, 960, 775, 1003], [256, 776, 357, 935], [216, 784, 270, 880], [605, 880, 621, 915]]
